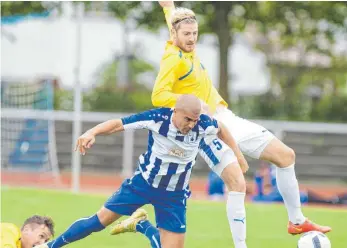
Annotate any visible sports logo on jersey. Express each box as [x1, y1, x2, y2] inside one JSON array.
[[186, 133, 196, 143], [186, 129, 199, 143]]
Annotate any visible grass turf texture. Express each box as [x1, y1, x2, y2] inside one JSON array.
[[2, 187, 346, 247]]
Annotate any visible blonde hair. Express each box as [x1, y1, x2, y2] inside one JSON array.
[[171, 7, 197, 30]]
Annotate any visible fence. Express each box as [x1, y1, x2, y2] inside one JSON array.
[[2, 108, 347, 192]]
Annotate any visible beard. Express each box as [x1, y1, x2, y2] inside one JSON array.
[[177, 40, 195, 52]]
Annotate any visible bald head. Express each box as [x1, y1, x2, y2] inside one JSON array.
[[172, 94, 201, 134], [175, 94, 201, 116]]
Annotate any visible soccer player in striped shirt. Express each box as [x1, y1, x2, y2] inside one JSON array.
[[150, 1, 331, 247], [35, 94, 243, 248]]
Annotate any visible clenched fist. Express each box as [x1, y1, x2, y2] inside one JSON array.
[[158, 1, 174, 8]]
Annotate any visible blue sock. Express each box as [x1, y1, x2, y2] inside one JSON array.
[[47, 214, 105, 248], [136, 220, 161, 248]]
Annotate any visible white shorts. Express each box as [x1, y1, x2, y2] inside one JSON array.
[[199, 106, 275, 176], [199, 136, 238, 176]]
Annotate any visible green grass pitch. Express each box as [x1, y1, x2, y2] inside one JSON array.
[[1, 187, 346, 247]]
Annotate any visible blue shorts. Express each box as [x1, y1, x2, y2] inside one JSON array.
[[104, 173, 189, 233]]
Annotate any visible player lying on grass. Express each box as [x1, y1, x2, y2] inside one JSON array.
[[149, 2, 331, 247], [253, 163, 347, 205], [34, 94, 245, 248], [1, 215, 55, 248]]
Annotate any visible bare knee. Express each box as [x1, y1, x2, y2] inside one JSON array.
[[277, 147, 296, 168], [97, 207, 122, 226], [260, 138, 296, 168], [287, 147, 296, 165], [220, 163, 246, 193]]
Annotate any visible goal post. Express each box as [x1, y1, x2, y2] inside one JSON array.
[[1, 79, 61, 183]]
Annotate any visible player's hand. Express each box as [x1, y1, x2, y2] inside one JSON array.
[[75, 132, 96, 155], [159, 1, 174, 8], [237, 154, 249, 174]]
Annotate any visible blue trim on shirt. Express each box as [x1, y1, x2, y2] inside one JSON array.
[[179, 62, 194, 80], [198, 114, 218, 130], [199, 139, 220, 166]]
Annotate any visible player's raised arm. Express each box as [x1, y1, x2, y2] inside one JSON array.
[[75, 119, 123, 155], [217, 121, 249, 173], [75, 110, 162, 155], [159, 1, 175, 40], [152, 54, 182, 107]]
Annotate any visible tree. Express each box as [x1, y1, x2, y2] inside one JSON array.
[[1, 1, 59, 17], [83, 56, 156, 112], [242, 2, 347, 119], [4, 1, 347, 111], [1, 1, 45, 16]]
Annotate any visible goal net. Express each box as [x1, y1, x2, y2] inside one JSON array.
[[1, 79, 60, 180]]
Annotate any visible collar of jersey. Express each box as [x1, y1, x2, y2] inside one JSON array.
[[167, 41, 195, 59]]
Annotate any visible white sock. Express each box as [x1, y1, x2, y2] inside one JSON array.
[[227, 191, 247, 248], [276, 164, 306, 224]]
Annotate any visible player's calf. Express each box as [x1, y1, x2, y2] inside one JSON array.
[[35, 207, 122, 248], [35, 214, 105, 248]]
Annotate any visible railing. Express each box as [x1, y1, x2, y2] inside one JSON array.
[[2, 108, 347, 192]]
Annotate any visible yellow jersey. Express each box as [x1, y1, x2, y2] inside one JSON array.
[[0, 223, 21, 248], [151, 7, 228, 114]]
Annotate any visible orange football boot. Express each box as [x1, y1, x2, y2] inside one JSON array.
[[288, 219, 332, 235]]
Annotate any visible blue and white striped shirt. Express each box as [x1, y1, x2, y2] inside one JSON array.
[[121, 108, 219, 191]]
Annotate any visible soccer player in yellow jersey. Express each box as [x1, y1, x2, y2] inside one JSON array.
[[151, 1, 331, 247], [1, 215, 54, 248]]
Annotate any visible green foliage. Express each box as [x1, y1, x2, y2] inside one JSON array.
[[54, 88, 74, 111], [54, 51, 155, 112], [1, 1, 59, 16], [82, 55, 155, 112], [244, 1, 347, 122], [239, 91, 347, 123], [129, 91, 154, 112], [83, 89, 153, 113], [1, 1, 46, 16], [310, 95, 347, 123]]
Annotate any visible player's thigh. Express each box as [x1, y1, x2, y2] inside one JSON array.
[[159, 228, 185, 248], [215, 108, 275, 159], [103, 175, 150, 219], [199, 137, 238, 177]]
